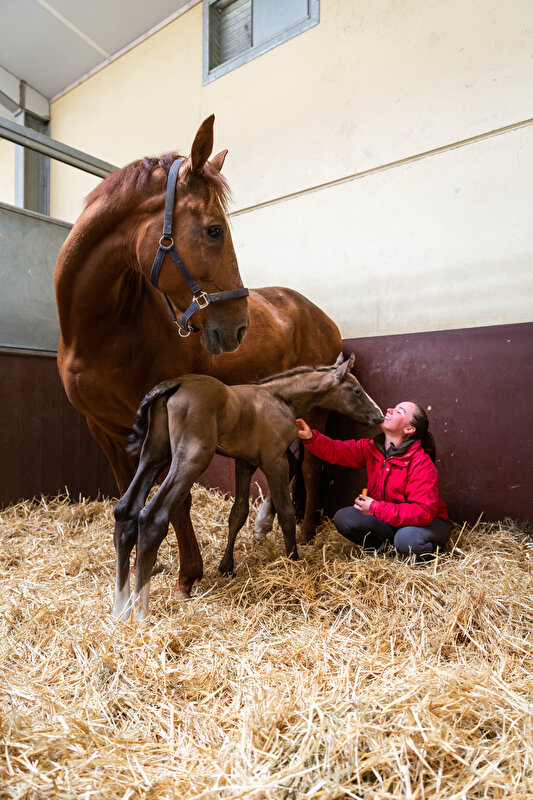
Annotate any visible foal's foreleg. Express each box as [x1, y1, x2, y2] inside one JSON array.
[[298, 408, 329, 544], [263, 458, 299, 562], [219, 460, 256, 575], [254, 445, 302, 542]]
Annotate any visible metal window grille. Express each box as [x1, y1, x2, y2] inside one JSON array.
[[209, 0, 252, 70], [206, 0, 317, 79]]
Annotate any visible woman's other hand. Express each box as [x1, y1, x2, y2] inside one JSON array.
[[354, 494, 373, 515], [295, 418, 313, 440]]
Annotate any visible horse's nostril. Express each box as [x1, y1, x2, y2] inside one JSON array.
[[237, 325, 247, 345]]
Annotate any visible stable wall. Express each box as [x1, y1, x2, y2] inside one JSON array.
[[2, 0, 531, 521], [47, 0, 533, 339]]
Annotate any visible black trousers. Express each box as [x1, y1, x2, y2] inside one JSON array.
[[332, 506, 452, 556]]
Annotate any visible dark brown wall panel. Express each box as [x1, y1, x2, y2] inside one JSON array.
[[0, 351, 117, 506], [1, 320, 531, 526]]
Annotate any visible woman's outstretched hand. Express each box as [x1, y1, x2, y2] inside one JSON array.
[[295, 418, 313, 440]]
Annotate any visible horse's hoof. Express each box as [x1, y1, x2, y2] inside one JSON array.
[[253, 531, 268, 543], [297, 532, 315, 545], [172, 581, 192, 599]]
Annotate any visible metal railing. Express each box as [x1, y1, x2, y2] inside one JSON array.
[[0, 116, 118, 177]]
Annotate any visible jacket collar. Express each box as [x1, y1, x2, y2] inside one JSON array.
[[371, 433, 421, 462]]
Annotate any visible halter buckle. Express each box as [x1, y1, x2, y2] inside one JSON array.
[[178, 324, 194, 338], [195, 291, 210, 310]]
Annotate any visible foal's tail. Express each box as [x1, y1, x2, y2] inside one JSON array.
[[127, 379, 181, 458]]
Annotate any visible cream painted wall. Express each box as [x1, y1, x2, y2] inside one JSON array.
[[45, 0, 533, 336], [0, 140, 15, 205], [230, 124, 533, 337], [0, 106, 15, 205]]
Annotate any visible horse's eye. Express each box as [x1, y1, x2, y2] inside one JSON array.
[[353, 387, 361, 396], [206, 226, 223, 239]]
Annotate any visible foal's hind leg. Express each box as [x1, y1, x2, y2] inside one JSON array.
[[112, 401, 170, 618], [219, 460, 257, 575], [132, 437, 214, 619]]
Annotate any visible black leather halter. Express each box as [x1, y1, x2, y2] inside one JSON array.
[[150, 158, 249, 337]]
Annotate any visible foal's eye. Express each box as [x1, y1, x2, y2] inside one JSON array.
[[353, 387, 361, 396], [206, 226, 223, 239]]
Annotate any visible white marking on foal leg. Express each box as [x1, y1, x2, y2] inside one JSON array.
[[132, 582, 150, 622], [111, 573, 132, 620], [254, 497, 275, 541]]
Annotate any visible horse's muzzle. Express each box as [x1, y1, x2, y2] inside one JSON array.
[[201, 319, 249, 354]]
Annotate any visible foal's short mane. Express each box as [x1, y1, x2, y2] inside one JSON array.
[[85, 152, 231, 211], [254, 364, 333, 385]]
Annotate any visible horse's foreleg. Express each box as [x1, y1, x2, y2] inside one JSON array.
[[253, 495, 276, 541], [170, 492, 204, 599], [86, 418, 135, 495], [298, 408, 329, 544], [263, 459, 298, 562], [219, 460, 256, 575]]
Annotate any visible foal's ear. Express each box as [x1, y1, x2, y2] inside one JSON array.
[[190, 114, 215, 173], [210, 149, 228, 172], [334, 353, 355, 382]]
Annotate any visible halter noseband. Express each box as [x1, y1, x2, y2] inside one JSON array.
[[150, 158, 249, 337]]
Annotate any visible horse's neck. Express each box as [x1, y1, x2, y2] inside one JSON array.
[[55, 196, 144, 343], [267, 373, 328, 417]]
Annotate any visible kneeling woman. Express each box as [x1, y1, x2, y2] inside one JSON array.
[[296, 402, 451, 557]]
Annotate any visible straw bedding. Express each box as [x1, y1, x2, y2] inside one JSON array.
[[0, 487, 532, 799]]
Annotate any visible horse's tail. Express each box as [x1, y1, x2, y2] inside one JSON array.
[[127, 379, 181, 458]]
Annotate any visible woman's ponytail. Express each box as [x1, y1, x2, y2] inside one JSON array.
[[409, 404, 437, 462]]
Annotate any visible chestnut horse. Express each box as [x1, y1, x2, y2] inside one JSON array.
[[112, 355, 383, 620], [55, 116, 342, 597]]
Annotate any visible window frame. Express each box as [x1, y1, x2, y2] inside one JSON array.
[[203, 0, 319, 84]]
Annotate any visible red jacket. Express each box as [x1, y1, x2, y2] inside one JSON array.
[[304, 431, 448, 527]]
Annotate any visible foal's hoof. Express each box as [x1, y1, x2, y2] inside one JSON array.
[[219, 566, 235, 577], [297, 530, 316, 545]]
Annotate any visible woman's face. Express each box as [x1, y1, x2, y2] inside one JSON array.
[[381, 401, 418, 438]]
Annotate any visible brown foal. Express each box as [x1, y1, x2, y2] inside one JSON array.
[[112, 354, 383, 620]]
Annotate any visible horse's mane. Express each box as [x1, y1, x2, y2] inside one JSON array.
[[85, 152, 231, 211], [254, 364, 333, 385]]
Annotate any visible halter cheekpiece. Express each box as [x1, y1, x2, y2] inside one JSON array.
[[150, 158, 249, 337]]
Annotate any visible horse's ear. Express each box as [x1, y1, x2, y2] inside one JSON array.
[[333, 352, 344, 367], [190, 114, 215, 173], [210, 149, 228, 172], [334, 353, 355, 382]]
